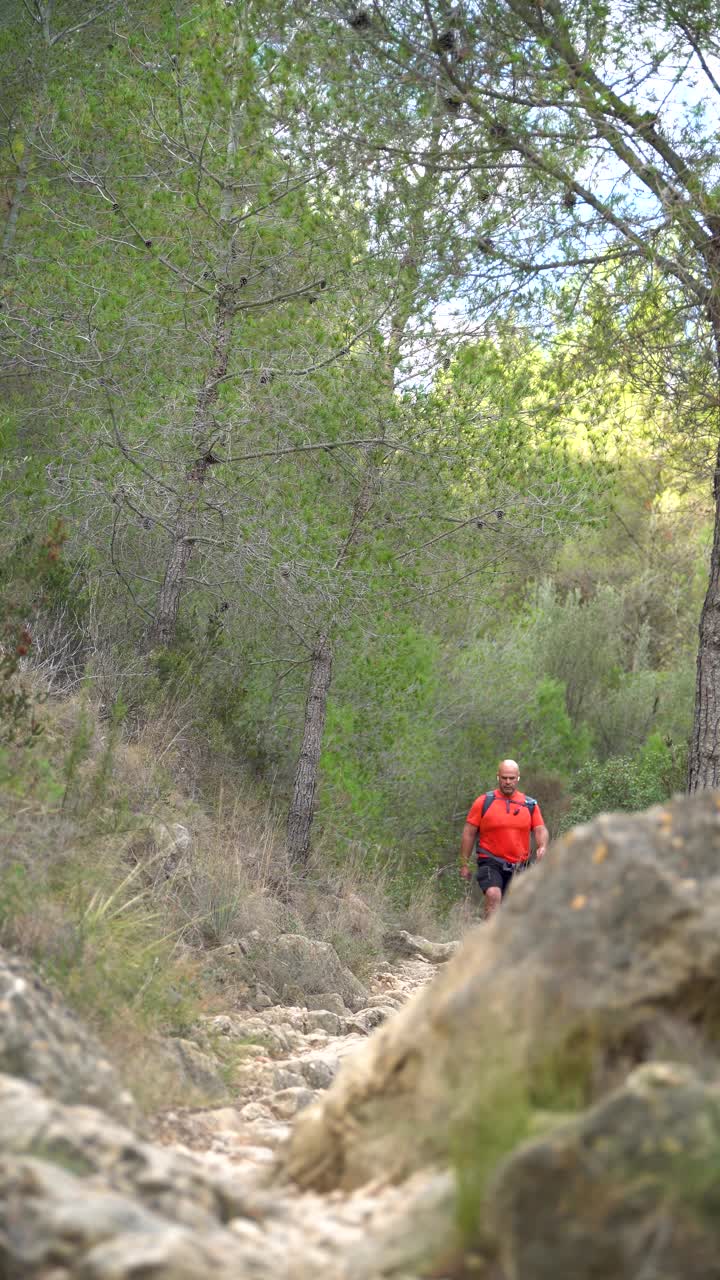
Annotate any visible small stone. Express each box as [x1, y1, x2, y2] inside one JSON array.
[[239, 1101, 272, 1121], [305, 1011, 344, 1036], [268, 1087, 316, 1119]]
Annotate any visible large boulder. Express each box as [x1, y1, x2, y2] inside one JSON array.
[[0, 1155, 244, 1280], [280, 792, 720, 1192], [0, 947, 135, 1123], [0, 1073, 249, 1227], [491, 1062, 720, 1280], [248, 934, 369, 1012]]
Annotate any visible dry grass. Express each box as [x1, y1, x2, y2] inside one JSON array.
[[1, 680, 456, 1106]]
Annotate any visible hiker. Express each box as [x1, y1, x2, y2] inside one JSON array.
[[459, 759, 548, 918]]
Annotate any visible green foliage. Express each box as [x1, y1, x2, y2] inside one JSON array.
[[60, 706, 93, 811], [0, 691, 200, 1046], [58, 864, 197, 1034], [320, 622, 442, 841], [0, 863, 32, 937], [524, 677, 592, 773], [563, 733, 687, 829], [0, 0, 706, 894]]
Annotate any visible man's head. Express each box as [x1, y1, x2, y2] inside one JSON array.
[[497, 758, 520, 796]]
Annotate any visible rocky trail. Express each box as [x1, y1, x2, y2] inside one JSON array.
[[147, 938, 458, 1278], [0, 930, 461, 1280], [8, 794, 720, 1278]]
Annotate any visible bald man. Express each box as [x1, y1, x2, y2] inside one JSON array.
[[460, 759, 548, 918]]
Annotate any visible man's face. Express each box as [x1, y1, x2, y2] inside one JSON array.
[[497, 767, 519, 796]]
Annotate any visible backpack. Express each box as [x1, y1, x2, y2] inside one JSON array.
[[479, 791, 537, 818]]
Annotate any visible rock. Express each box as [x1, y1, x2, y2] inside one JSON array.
[[272, 1067, 306, 1091], [383, 929, 459, 963], [239, 1101, 272, 1122], [134, 820, 192, 879], [154, 1037, 229, 1103], [343, 1169, 462, 1280], [0, 1074, 250, 1229], [269, 1087, 317, 1119], [0, 921, 470, 1280], [0, 947, 135, 1123], [195, 1107, 244, 1135], [305, 1010, 346, 1036], [251, 935, 368, 1013], [251, 985, 279, 1011], [490, 1063, 720, 1280], [306, 992, 347, 1016], [81, 1226, 240, 1280], [363, 994, 404, 1010], [280, 793, 720, 1192], [286, 1059, 337, 1090], [0, 1154, 242, 1279], [347, 1007, 393, 1035], [201, 1013, 305, 1058]]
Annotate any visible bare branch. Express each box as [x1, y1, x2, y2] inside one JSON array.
[[217, 307, 391, 383], [50, 1, 121, 46], [103, 388, 181, 499], [235, 277, 332, 313], [395, 507, 506, 562], [219, 437, 393, 463], [671, 11, 720, 101], [109, 505, 155, 621]]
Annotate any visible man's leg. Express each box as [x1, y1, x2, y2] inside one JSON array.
[[484, 884, 502, 920], [476, 860, 504, 920]]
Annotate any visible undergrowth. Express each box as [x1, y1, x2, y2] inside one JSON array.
[[0, 678, 457, 1109]]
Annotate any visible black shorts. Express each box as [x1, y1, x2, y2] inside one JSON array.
[[476, 856, 525, 897]]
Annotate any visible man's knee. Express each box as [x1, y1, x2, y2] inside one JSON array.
[[485, 885, 502, 909]]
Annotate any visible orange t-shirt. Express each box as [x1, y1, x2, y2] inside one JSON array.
[[466, 789, 544, 864]]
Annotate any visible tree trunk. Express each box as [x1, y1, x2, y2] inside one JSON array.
[[148, 507, 195, 650], [688, 311, 720, 788], [285, 453, 382, 866], [286, 637, 333, 867], [283, 269, 418, 864], [147, 43, 243, 650], [147, 284, 234, 648], [1, 131, 35, 272]]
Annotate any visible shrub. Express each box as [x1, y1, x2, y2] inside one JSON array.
[[562, 732, 686, 828]]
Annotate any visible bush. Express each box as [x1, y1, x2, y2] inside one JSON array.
[[562, 733, 687, 829]]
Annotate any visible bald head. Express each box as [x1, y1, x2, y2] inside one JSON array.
[[497, 759, 520, 796]]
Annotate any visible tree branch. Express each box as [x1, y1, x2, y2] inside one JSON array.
[[219, 437, 394, 463], [216, 306, 391, 383], [50, 1, 121, 46]]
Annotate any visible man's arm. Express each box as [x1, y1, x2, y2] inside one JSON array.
[[460, 822, 478, 880], [534, 824, 549, 861]]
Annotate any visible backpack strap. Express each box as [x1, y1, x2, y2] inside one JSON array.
[[480, 791, 496, 817], [481, 792, 535, 817]]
